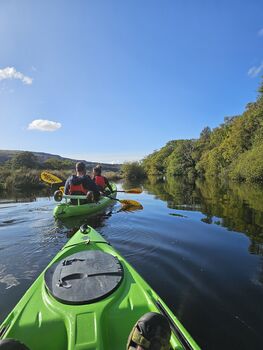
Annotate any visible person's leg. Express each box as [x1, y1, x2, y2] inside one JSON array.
[[127, 312, 171, 350], [0, 339, 29, 349], [86, 191, 95, 203]]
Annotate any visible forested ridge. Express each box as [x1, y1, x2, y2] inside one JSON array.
[[142, 81, 263, 183]]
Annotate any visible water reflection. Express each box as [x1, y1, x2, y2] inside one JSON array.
[[0, 188, 51, 204], [55, 208, 115, 237], [143, 176, 263, 255]]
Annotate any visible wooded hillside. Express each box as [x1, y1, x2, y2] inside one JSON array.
[[143, 81, 263, 183]]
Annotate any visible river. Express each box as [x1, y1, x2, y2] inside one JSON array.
[[0, 177, 263, 350]]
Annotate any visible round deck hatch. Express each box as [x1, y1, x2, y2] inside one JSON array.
[[44, 251, 123, 304]]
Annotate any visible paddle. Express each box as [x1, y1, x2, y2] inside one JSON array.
[[41, 171, 143, 209], [56, 192, 143, 209], [105, 195, 143, 209], [40, 171, 63, 184]]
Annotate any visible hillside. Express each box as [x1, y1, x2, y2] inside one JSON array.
[[0, 150, 121, 172], [142, 81, 263, 183]]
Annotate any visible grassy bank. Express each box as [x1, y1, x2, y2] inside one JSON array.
[[0, 162, 122, 196]]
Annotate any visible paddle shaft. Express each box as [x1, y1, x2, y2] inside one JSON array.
[[61, 194, 127, 205], [62, 194, 115, 200], [114, 190, 137, 193]]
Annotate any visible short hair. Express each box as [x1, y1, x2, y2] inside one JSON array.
[[93, 164, 102, 175], [76, 162, 86, 173]]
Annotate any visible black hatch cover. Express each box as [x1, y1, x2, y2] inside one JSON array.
[[44, 251, 123, 304]]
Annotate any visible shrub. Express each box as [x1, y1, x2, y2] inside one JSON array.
[[229, 144, 263, 183], [121, 162, 146, 180]]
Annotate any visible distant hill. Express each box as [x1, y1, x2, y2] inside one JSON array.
[[0, 150, 121, 172]]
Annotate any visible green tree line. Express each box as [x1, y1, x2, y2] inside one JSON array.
[[142, 81, 263, 183]]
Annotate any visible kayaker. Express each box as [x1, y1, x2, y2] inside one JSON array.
[[65, 162, 100, 203], [92, 165, 113, 194]]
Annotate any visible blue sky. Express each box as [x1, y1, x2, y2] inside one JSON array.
[[0, 0, 263, 163]]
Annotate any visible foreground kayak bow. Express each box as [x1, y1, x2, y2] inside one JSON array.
[[0, 226, 201, 350]]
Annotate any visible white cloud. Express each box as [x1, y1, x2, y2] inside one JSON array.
[[0, 67, 33, 85], [28, 119, 62, 132], [258, 28, 263, 36], [248, 61, 263, 78]]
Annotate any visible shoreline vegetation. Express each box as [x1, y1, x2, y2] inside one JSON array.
[[0, 152, 122, 196], [115, 81, 263, 184], [138, 80, 263, 184]]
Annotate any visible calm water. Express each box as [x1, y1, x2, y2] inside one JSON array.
[[0, 178, 263, 350]]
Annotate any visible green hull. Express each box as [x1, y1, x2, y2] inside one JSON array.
[[53, 183, 117, 218], [0, 226, 201, 350]]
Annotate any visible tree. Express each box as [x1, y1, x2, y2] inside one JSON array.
[[121, 162, 146, 180], [166, 140, 195, 177], [44, 158, 74, 170], [142, 141, 177, 175], [199, 126, 211, 141]]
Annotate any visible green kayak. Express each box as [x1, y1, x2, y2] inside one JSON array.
[[0, 225, 200, 350], [53, 183, 117, 218]]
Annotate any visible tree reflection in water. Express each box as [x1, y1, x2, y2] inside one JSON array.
[[143, 175, 263, 256]]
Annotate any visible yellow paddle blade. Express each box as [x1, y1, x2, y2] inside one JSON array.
[[59, 186, 65, 193], [119, 199, 143, 209], [124, 188, 143, 194], [40, 171, 63, 184]]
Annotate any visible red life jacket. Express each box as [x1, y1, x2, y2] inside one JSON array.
[[69, 183, 88, 195], [94, 175, 106, 189]]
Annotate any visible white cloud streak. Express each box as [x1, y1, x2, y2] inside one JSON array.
[[0, 67, 33, 85], [258, 28, 263, 36], [28, 119, 62, 132], [248, 61, 263, 78]]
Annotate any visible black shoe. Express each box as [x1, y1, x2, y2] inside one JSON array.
[[0, 339, 30, 350], [127, 312, 171, 350]]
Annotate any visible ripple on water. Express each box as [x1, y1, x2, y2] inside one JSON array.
[[0, 265, 20, 289], [0, 218, 28, 227]]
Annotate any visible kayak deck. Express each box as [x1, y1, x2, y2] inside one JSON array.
[[0, 226, 200, 350], [53, 183, 117, 218]]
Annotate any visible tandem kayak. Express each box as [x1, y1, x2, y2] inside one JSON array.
[[0, 225, 200, 350], [53, 183, 117, 218]]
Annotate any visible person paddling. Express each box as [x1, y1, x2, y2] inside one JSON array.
[[93, 165, 113, 194], [65, 162, 100, 203]]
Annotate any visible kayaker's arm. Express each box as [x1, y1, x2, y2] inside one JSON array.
[[83, 175, 100, 195], [64, 178, 71, 195], [104, 177, 113, 193]]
